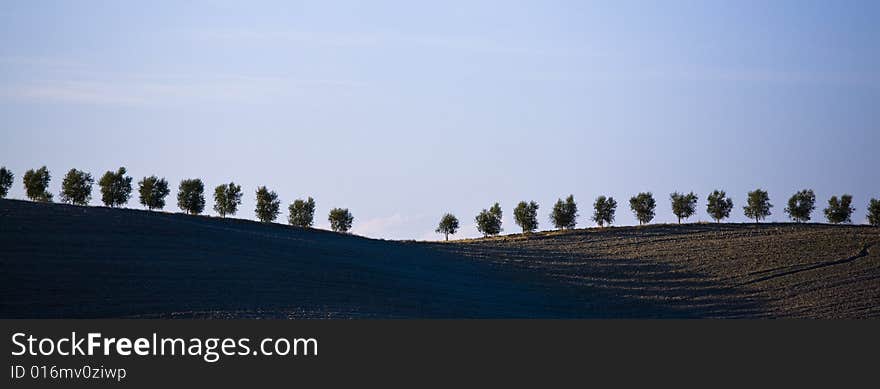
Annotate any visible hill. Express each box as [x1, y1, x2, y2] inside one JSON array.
[[1, 199, 877, 318]]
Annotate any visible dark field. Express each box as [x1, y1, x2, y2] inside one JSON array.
[[1, 199, 877, 318]]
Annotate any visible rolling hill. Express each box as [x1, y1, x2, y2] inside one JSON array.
[[1, 199, 877, 318]]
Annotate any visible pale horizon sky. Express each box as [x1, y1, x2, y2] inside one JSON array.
[[1, 0, 878, 239]]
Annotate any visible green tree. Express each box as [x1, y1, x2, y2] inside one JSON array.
[[288, 197, 316, 227], [435, 213, 460, 241], [475, 202, 503, 237], [177, 178, 205, 215], [824, 194, 855, 224], [629, 192, 656, 225], [0, 167, 13, 199], [592, 195, 617, 227], [784, 189, 816, 223], [23, 166, 52, 202], [550, 195, 578, 230], [328, 208, 354, 233], [213, 182, 243, 217], [670, 191, 698, 224], [743, 189, 772, 223], [60, 168, 93, 205], [138, 176, 170, 210], [706, 190, 733, 223], [255, 186, 281, 223], [867, 198, 880, 227], [513, 200, 540, 233], [98, 167, 132, 207]]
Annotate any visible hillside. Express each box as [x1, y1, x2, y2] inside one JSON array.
[[1, 199, 877, 318]]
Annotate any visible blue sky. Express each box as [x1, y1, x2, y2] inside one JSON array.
[[1, 0, 878, 239]]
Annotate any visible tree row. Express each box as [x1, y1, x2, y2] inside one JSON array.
[[0, 166, 354, 232], [436, 190, 880, 240]]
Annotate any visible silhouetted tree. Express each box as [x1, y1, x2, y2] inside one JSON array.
[[99, 167, 132, 207], [476, 202, 503, 237], [0, 167, 13, 199], [592, 195, 617, 227], [784, 189, 815, 223], [177, 178, 205, 215], [60, 168, 93, 205], [550, 195, 578, 230], [328, 208, 354, 233], [824, 194, 855, 224], [867, 198, 880, 227], [513, 200, 540, 233], [435, 213, 460, 241], [289, 197, 316, 228], [213, 182, 243, 217], [255, 186, 281, 223], [629, 192, 656, 225], [670, 191, 698, 224], [138, 176, 170, 210], [23, 166, 52, 202], [743, 189, 772, 223], [706, 190, 733, 223]]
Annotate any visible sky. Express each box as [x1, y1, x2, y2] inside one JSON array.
[[1, 0, 878, 239]]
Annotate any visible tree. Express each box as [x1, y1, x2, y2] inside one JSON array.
[[138, 176, 170, 210], [592, 195, 617, 227], [213, 182, 243, 217], [289, 197, 316, 228], [706, 190, 733, 223], [824, 194, 855, 224], [784, 189, 815, 223], [670, 191, 698, 224], [23, 166, 52, 202], [60, 168, 93, 205], [98, 167, 132, 207], [550, 195, 578, 230], [743, 189, 772, 223], [629, 192, 656, 225], [177, 178, 205, 215], [475, 202, 503, 237], [435, 213, 460, 241], [0, 167, 13, 199], [255, 186, 281, 223], [328, 208, 354, 233], [513, 201, 540, 233], [867, 198, 880, 227]]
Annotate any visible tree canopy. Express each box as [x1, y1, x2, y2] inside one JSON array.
[[629, 192, 656, 225], [138, 176, 170, 210], [476, 202, 503, 236], [255, 186, 281, 223], [23, 166, 52, 202], [213, 182, 243, 217], [592, 195, 617, 227], [177, 178, 205, 215], [670, 191, 698, 224], [513, 200, 540, 233], [743, 189, 772, 223], [289, 197, 316, 228], [60, 168, 93, 206], [98, 167, 132, 207], [0, 167, 13, 199], [784, 189, 816, 223], [328, 207, 354, 233], [867, 198, 880, 227], [824, 194, 855, 224], [706, 190, 733, 223], [550, 195, 578, 230], [435, 213, 460, 241]]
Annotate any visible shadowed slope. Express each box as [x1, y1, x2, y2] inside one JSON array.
[[1, 199, 876, 318]]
